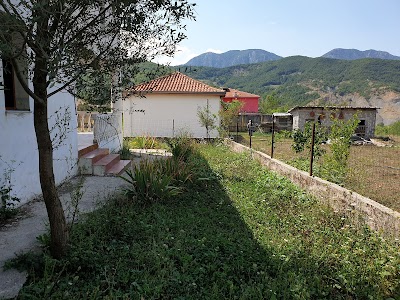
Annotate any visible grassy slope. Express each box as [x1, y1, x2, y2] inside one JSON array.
[[17, 144, 400, 299]]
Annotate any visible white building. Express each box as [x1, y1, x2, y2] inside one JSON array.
[[0, 59, 78, 205], [118, 72, 225, 138]]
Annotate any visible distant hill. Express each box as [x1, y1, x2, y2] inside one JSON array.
[[184, 49, 282, 68], [322, 48, 400, 60], [181, 56, 400, 125]]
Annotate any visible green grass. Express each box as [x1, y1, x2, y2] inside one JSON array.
[[14, 144, 400, 299]]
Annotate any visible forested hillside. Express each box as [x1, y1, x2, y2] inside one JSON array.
[[178, 56, 400, 123]]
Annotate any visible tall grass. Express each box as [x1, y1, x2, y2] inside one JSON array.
[[375, 121, 400, 136]]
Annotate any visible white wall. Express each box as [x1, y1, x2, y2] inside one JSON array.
[[0, 87, 78, 205], [122, 94, 221, 138]]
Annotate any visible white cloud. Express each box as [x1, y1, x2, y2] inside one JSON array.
[[153, 45, 200, 66], [205, 48, 223, 54]]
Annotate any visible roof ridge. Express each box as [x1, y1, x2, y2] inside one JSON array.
[[129, 71, 225, 94]]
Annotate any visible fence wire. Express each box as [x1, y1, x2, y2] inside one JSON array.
[[236, 129, 400, 211]]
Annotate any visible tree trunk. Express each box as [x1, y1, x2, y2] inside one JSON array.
[[33, 60, 69, 259]]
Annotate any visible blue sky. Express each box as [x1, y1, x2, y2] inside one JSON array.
[[155, 0, 400, 65]]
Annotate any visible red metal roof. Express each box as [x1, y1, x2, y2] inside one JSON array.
[[128, 72, 225, 95], [223, 88, 260, 99]]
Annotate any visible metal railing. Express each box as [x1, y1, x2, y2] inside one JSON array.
[[93, 113, 121, 144]]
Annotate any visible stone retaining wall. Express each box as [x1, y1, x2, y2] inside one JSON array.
[[228, 141, 400, 238]]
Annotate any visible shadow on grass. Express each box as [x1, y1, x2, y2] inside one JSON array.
[[16, 147, 400, 299]]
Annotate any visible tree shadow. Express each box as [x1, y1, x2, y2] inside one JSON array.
[[18, 148, 397, 299]]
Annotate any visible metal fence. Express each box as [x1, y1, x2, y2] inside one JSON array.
[[93, 113, 121, 144], [236, 123, 400, 210]]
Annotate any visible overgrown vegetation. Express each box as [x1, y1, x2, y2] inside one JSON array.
[[0, 160, 20, 223], [0, 185, 20, 223], [124, 136, 165, 150], [219, 100, 243, 137], [238, 131, 400, 211], [290, 116, 359, 184], [320, 116, 360, 183], [120, 134, 197, 203], [376, 120, 400, 136], [197, 100, 217, 139], [11, 144, 400, 299], [121, 160, 184, 203], [165, 133, 195, 162]]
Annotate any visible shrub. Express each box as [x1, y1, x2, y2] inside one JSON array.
[[120, 159, 183, 203], [165, 133, 195, 162], [0, 185, 20, 222], [157, 157, 194, 185], [292, 122, 328, 158], [118, 140, 132, 160], [124, 136, 161, 149], [320, 115, 359, 184], [375, 120, 400, 136]]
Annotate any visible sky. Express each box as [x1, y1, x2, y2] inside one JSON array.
[[154, 0, 400, 66]]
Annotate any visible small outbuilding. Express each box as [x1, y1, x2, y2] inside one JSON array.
[[121, 72, 225, 138], [288, 106, 378, 138]]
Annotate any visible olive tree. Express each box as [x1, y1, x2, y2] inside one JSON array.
[[0, 0, 195, 258]]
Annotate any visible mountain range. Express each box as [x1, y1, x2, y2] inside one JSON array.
[[184, 49, 281, 68], [322, 49, 400, 61], [179, 55, 400, 125], [183, 48, 400, 68]]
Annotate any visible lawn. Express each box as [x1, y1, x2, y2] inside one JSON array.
[[238, 132, 400, 212], [13, 143, 400, 299]]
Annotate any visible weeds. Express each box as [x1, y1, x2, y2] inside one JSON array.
[[118, 140, 132, 160], [0, 158, 20, 223], [0, 185, 20, 222], [125, 136, 162, 149], [165, 133, 195, 161], [15, 144, 400, 299]]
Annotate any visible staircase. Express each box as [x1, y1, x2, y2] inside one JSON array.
[[78, 143, 131, 176]]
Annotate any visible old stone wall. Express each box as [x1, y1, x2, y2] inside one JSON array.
[[228, 141, 400, 238]]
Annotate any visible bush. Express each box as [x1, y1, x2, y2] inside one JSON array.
[[120, 160, 183, 203], [165, 133, 196, 162], [124, 136, 161, 149], [375, 121, 400, 136], [118, 140, 131, 160], [0, 185, 19, 222]]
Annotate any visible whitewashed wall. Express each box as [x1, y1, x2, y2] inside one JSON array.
[[0, 82, 78, 205], [122, 94, 221, 138]]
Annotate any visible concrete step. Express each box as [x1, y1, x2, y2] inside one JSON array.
[[93, 154, 120, 176], [79, 148, 109, 174], [106, 160, 132, 176], [78, 143, 99, 158]]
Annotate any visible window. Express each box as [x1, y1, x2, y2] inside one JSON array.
[[2, 59, 16, 109], [355, 120, 366, 136], [1, 58, 29, 111]]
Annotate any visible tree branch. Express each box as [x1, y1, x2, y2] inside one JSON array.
[[10, 57, 45, 105]]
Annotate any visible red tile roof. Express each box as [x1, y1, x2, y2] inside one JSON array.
[[129, 72, 225, 95], [223, 88, 260, 99]]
